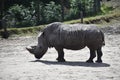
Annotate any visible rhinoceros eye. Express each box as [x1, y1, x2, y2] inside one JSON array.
[[39, 46, 42, 49]]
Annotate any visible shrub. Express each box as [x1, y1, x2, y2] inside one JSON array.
[[65, 0, 94, 20], [101, 4, 113, 14], [8, 4, 36, 27], [44, 1, 61, 23], [65, 8, 79, 20]]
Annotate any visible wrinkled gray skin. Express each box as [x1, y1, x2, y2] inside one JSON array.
[[26, 22, 105, 63]]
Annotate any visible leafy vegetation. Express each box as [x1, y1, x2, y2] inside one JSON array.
[[8, 4, 36, 27], [0, 0, 120, 37], [101, 4, 114, 14], [1, 0, 102, 28]]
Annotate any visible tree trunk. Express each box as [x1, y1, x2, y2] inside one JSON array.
[[93, 0, 101, 15], [96, 0, 101, 12], [0, 0, 9, 39], [36, 0, 40, 25], [0, 0, 4, 19], [93, 0, 97, 15], [60, 0, 64, 21]]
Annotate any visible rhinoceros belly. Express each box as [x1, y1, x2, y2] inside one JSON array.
[[60, 30, 86, 50]]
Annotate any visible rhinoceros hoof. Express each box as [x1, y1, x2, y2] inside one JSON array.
[[86, 60, 94, 63], [56, 58, 66, 62], [95, 60, 102, 63]]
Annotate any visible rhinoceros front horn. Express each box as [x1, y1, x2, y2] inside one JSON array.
[[26, 46, 36, 54]]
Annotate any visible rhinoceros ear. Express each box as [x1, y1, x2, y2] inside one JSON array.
[[26, 46, 36, 54], [41, 32, 45, 38]]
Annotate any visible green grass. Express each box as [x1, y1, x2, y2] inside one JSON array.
[[0, 25, 45, 37], [0, 12, 120, 37]]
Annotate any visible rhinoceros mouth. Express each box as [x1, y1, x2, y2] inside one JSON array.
[[34, 49, 46, 59], [34, 54, 44, 59]]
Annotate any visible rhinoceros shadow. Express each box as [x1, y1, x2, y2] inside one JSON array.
[[30, 60, 110, 67]]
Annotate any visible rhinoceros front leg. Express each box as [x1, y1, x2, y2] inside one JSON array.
[[55, 47, 66, 62], [86, 49, 96, 63], [96, 47, 103, 63]]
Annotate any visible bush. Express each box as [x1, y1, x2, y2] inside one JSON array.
[[65, 0, 94, 20], [44, 1, 61, 23], [8, 4, 36, 27], [4, 0, 113, 28], [65, 8, 79, 20], [7, 1, 61, 27], [101, 4, 113, 14]]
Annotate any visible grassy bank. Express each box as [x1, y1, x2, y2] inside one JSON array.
[[65, 12, 120, 24], [0, 12, 120, 37]]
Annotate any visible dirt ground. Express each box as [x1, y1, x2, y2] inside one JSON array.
[[0, 23, 120, 80]]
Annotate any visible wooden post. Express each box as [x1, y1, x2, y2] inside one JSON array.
[[80, 11, 83, 23], [1, 19, 9, 39]]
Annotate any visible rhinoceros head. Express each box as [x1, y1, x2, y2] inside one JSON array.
[[26, 45, 48, 59], [26, 32, 48, 59]]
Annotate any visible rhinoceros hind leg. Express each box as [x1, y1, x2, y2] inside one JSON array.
[[96, 60, 102, 63], [56, 58, 66, 62], [86, 49, 96, 63], [55, 47, 66, 62], [96, 47, 103, 63]]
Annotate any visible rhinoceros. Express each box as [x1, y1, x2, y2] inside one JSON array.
[[26, 22, 105, 63]]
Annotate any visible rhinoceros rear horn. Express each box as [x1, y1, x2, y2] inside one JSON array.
[[26, 46, 36, 54]]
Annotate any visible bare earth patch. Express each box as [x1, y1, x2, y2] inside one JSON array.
[[0, 24, 120, 80]]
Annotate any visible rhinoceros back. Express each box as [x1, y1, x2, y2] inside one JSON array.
[[43, 22, 104, 50]]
